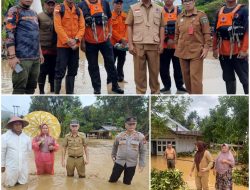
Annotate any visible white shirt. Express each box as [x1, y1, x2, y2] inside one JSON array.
[[1, 130, 31, 187]]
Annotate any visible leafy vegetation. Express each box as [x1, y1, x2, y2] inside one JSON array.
[[28, 96, 149, 137], [233, 166, 249, 186], [151, 169, 187, 190]]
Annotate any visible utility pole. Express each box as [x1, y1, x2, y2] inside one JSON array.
[[13, 105, 20, 116]]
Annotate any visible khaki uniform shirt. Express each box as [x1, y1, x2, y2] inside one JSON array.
[[125, 1, 165, 50], [62, 132, 87, 157], [111, 131, 146, 167], [174, 8, 211, 59], [193, 150, 213, 177]]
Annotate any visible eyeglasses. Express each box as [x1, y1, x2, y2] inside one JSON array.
[[126, 123, 137, 126], [183, 0, 194, 4]]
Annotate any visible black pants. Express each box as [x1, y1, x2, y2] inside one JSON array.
[[219, 55, 248, 93], [109, 163, 136, 185], [38, 54, 56, 85], [160, 48, 184, 89], [54, 48, 79, 80], [85, 40, 118, 91], [107, 47, 126, 83]]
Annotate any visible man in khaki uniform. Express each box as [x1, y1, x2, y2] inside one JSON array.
[[163, 144, 176, 169], [62, 119, 89, 178], [174, 0, 211, 94], [126, 0, 165, 94]]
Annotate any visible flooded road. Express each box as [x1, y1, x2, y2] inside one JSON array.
[[151, 155, 248, 190], [1, 52, 244, 94], [1, 139, 149, 190]]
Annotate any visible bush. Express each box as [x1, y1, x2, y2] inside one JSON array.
[[238, 144, 249, 164], [177, 152, 194, 157], [233, 166, 249, 187], [151, 169, 187, 190]]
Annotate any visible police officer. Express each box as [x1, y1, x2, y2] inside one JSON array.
[[174, 0, 211, 94], [5, 0, 44, 94], [107, 0, 128, 84], [38, 0, 57, 94], [109, 117, 146, 185], [62, 119, 89, 178], [160, 0, 186, 94], [213, 0, 248, 94], [54, 0, 85, 94], [126, 0, 165, 94], [78, 0, 124, 94]]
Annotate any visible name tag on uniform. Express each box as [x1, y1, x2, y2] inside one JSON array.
[[188, 25, 194, 35], [119, 140, 126, 145]]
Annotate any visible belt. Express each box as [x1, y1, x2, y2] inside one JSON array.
[[167, 159, 174, 160], [69, 156, 83, 159]]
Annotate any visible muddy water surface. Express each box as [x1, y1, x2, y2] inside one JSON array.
[[1, 139, 149, 190], [151, 155, 247, 190]]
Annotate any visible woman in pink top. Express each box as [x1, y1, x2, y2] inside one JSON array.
[[32, 124, 59, 175], [214, 143, 235, 190]]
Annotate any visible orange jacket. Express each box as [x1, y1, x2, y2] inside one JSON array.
[[83, 0, 111, 44], [110, 11, 127, 46], [163, 6, 178, 49], [54, 1, 85, 48], [213, 33, 248, 56], [213, 4, 248, 55]]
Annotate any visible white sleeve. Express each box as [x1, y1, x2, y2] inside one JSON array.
[[1, 134, 7, 167], [27, 137, 32, 152]]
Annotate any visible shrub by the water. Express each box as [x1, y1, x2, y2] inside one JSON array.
[[151, 169, 187, 190], [233, 166, 249, 187]]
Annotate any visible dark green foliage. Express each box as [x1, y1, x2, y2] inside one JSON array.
[[151, 169, 187, 190], [177, 152, 194, 157], [233, 166, 249, 186], [29, 96, 149, 137]]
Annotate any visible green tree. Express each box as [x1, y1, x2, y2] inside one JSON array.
[[95, 96, 149, 134], [29, 96, 85, 137], [151, 96, 192, 139]]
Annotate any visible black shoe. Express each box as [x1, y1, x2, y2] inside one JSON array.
[[177, 86, 187, 92], [50, 83, 54, 93], [160, 87, 170, 93], [94, 90, 101, 94], [112, 86, 124, 94], [39, 84, 45, 94], [226, 81, 236, 94]]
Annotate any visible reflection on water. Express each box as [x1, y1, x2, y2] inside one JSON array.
[[1, 52, 135, 94], [1, 139, 149, 190], [151, 155, 248, 190]]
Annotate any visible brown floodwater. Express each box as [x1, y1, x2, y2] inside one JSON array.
[[1, 139, 149, 190], [151, 155, 248, 190]]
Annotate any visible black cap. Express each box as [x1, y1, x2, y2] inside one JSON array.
[[125, 116, 137, 123], [45, 0, 56, 4], [113, 0, 123, 3], [70, 119, 79, 126]]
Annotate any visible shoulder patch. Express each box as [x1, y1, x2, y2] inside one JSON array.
[[200, 16, 209, 24]]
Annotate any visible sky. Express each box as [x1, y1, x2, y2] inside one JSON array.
[[188, 96, 220, 118], [2, 95, 219, 118], [1, 95, 97, 115]]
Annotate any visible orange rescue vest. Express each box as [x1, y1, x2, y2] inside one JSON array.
[[216, 4, 242, 29], [85, 0, 104, 16], [163, 6, 178, 23]]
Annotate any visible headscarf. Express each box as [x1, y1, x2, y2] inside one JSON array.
[[194, 141, 206, 171], [215, 144, 235, 174]]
